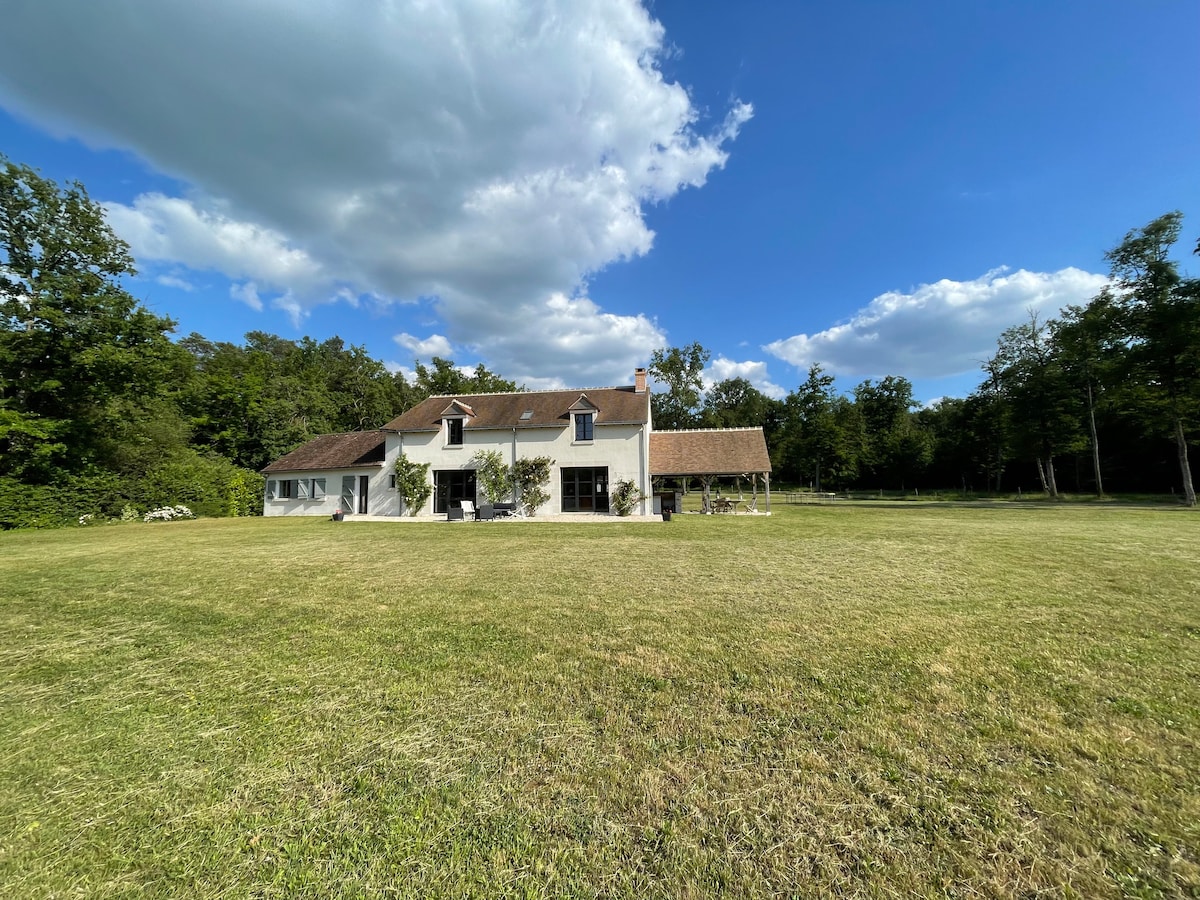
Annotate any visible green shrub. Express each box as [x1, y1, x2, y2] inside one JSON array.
[[513, 456, 554, 516], [395, 455, 432, 515], [470, 449, 513, 503], [0, 473, 123, 529], [610, 479, 645, 516], [137, 451, 262, 518], [225, 468, 265, 517]]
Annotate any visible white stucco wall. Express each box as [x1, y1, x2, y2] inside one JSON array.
[[262, 466, 395, 517], [385, 421, 651, 516]]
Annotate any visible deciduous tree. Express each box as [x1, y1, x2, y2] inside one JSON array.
[[412, 357, 518, 400], [701, 377, 776, 429], [1104, 211, 1199, 505], [988, 312, 1083, 498], [853, 376, 930, 491], [0, 158, 184, 482], [649, 343, 710, 429]]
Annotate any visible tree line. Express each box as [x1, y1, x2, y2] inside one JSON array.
[[650, 213, 1199, 504], [2, 158, 1197, 526], [0, 159, 514, 527]]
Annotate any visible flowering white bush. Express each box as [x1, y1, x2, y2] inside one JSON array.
[[143, 505, 196, 522], [78, 513, 95, 526]]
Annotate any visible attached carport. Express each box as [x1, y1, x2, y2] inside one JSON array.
[[649, 427, 772, 514]]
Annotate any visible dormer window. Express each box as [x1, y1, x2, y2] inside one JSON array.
[[440, 399, 472, 447], [574, 412, 594, 442], [568, 394, 598, 443]]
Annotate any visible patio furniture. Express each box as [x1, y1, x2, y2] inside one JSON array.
[[447, 502, 464, 522], [476, 504, 495, 521]]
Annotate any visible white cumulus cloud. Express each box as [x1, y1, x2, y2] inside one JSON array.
[[155, 273, 195, 292], [0, 0, 749, 386], [765, 267, 1110, 379], [229, 281, 263, 312], [437, 290, 665, 389], [705, 358, 786, 400], [393, 333, 455, 361], [104, 193, 329, 316]]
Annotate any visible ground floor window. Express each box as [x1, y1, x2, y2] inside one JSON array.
[[561, 466, 609, 512], [434, 469, 477, 514], [268, 477, 325, 501]]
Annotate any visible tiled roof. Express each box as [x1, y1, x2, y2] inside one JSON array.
[[382, 386, 650, 432], [650, 428, 772, 476], [261, 431, 386, 473]]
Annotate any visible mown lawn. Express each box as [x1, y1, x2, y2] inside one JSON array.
[[1, 506, 1198, 898]]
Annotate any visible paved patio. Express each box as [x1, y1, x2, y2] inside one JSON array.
[[340, 512, 664, 523], [335, 510, 767, 523]]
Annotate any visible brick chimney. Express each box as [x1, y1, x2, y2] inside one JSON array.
[[634, 367, 647, 393]]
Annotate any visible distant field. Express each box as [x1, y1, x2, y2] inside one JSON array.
[[2, 507, 1197, 898]]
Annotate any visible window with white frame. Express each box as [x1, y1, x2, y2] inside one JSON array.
[[268, 477, 324, 500], [574, 412, 594, 442]]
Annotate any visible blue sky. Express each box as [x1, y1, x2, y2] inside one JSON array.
[[1, 0, 1196, 403]]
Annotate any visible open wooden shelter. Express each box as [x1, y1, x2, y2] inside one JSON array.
[[649, 427, 772, 513]]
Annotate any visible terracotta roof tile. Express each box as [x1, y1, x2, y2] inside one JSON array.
[[650, 428, 772, 476], [261, 431, 386, 474], [382, 386, 649, 432]]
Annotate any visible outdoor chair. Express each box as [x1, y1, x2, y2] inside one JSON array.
[[476, 504, 495, 521], [447, 502, 464, 522], [461, 500, 475, 519]]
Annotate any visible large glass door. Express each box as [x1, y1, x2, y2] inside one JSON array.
[[561, 467, 609, 512], [341, 475, 356, 514], [434, 470, 476, 514]]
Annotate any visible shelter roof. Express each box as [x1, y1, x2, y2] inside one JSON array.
[[650, 428, 772, 476], [382, 386, 649, 432], [261, 431, 386, 474]]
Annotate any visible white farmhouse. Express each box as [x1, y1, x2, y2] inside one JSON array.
[[261, 367, 772, 518], [381, 369, 653, 516], [261, 430, 390, 517]]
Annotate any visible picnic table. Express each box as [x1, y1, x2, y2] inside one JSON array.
[[712, 498, 736, 514]]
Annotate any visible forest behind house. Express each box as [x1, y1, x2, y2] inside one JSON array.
[[2, 158, 1198, 527]]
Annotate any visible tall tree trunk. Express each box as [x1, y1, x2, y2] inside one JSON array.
[[1045, 457, 1059, 498], [1175, 416, 1196, 507], [1035, 458, 1049, 494], [1086, 381, 1104, 497]]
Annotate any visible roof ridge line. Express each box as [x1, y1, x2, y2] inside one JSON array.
[[426, 385, 632, 398], [654, 426, 763, 433]]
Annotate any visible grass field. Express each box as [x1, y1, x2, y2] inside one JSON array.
[[2, 506, 1198, 898]]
